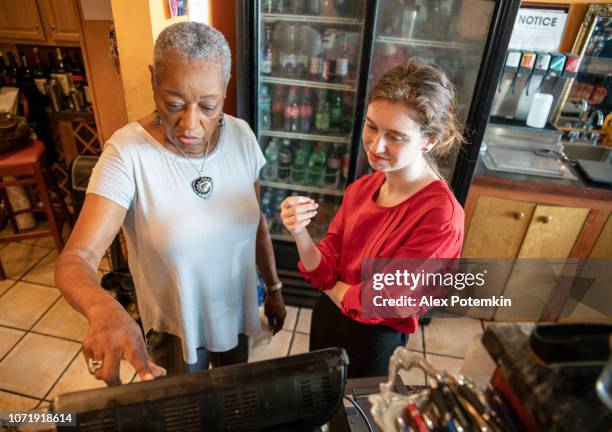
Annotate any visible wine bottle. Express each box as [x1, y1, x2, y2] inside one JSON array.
[[19, 52, 33, 82]]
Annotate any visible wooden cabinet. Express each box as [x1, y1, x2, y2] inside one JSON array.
[[463, 177, 612, 259], [0, 0, 79, 46], [0, 0, 45, 42], [462, 197, 535, 258], [518, 205, 589, 259], [37, 0, 80, 44], [590, 214, 612, 258]]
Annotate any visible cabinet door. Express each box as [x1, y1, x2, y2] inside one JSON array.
[[518, 205, 589, 259], [590, 214, 612, 258], [37, 0, 80, 43], [0, 0, 45, 41], [462, 196, 535, 258]]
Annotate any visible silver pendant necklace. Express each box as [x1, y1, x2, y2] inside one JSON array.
[[164, 115, 224, 199]]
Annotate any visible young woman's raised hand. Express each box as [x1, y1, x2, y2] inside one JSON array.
[[280, 196, 319, 235]]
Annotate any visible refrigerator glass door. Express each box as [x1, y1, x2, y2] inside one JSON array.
[[257, 0, 368, 241], [356, 0, 495, 181]]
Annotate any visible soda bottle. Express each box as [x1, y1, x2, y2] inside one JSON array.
[[262, 138, 280, 181], [291, 141, 309, 184], [272, 192, 286, 233], [308, 0, 322, 15], [272, 85, 285, 129], [335, 32, 350, 82], [324, 143, 343, 187], [260, 84, 272, 130], [284, 86, 300, 132], [300, 88, 314, 133], [262, 25, 273, 75], [278, 139, 293, 180], [329, 91, 343, 131], [279, 24, 297, 77], [312, 194, 329, 238], [315, 89, 330, 132], [261, 189, 274, 229], [307, 142, 327, 186], [296, 26, 310, 78]]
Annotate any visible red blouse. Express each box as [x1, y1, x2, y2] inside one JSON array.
[[298, 172, 464, 334]]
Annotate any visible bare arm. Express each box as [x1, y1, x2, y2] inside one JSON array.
[[55, 194, 165, 383], [254, 181, 286, 333]]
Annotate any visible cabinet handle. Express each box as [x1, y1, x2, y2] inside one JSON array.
[[51, 25, 56, 30], [512, 211, 525, 220], [539, 215, 552, 224], [34, 24, 39, 29]]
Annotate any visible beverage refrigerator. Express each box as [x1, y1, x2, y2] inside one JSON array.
[[236, 0, 520, 306]]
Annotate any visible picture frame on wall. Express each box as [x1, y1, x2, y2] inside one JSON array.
[[169, 0, 188, 17]]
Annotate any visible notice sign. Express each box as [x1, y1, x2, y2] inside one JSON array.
[[508, 8, 568, 51]]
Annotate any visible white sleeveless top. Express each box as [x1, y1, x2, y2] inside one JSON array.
[[87, 115, 265, 363]]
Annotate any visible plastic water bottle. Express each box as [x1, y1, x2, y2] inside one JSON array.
[[262, 138, 280, 181], [260, 84, 271, 130], [291, 141, 309, 184]]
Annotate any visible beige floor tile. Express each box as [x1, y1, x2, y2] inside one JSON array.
[[0, 390, 39, 411], [47, 355, 136, 401], [406, 325, 424, 352], [424, 317, 482, 358], [22, 251, 58, 287], [295, 308, 312, 334], [0, 282, 60, 330], [32, 297, 88, 342], [460, 336, 496, 390], [0, 326, 25, 359], [0, 243, 50, 279], [0, 333, 80, 399], [20, 223, 70, 249], [283, 306, 299, 331], [0, 279, 16, 297], [426, 353, 464, 377], [289, 332, 309, 356], [249, 329, 292, 363]]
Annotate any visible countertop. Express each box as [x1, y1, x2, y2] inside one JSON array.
[[472, 154, 612, 202]]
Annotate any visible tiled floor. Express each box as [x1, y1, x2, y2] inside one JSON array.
[[0, 238, 496, 412]]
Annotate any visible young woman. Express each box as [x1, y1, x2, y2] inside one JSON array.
[[281, 60, 465, 378]]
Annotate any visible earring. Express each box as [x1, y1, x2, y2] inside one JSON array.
[[153, 109, 161, 127], [218, 114, 225, 128]]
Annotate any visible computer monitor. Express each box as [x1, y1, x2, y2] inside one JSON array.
[[52, 348, 348, 431]]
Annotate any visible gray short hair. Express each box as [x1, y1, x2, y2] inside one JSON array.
[[153, 22, 232, 87]]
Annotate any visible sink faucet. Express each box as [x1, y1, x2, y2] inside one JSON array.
[[584, 110, 604, 145]]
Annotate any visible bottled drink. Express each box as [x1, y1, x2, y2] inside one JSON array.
[[335, 33, 350, 82], [19, 53, 32, 82], [262, 138, 280, 180], [278, 139, 293, 180], [299, 88, 314, 133], [291, 141, 309, 183], [6, 52, 20, 84], [283, 86, 300, 132], [260, 84, 272, 130], [272, 85, 285, 129], [324, 143, 343, 187], [262, 25, 273, 75], [55, 48, 66, 72], [307, 143, 327, 186], [308, 0, 322, 15], [32, 48, 46, 78], [262, 0, 273, 13], [315, 89, 330, 132], [312, 194, 329, 237], [272, 192, 286, 233], [279, 24, 297, 77], [329, 91, 343, 130], [295, 26, 310, 78], [0, 50, 11, 85]]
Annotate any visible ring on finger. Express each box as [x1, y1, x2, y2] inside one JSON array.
[[87, 358, 104, 374]]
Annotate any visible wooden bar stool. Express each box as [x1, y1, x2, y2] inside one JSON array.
[[0, 140, 72, 279]]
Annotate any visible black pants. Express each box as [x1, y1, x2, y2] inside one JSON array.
[[146, 330, 249, 376], [310, 295, 408, 379]]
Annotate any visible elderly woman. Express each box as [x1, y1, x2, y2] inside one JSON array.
[[55, 22, 286, 383]]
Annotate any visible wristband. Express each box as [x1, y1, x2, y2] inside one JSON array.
[[265, 281, 283, 293]]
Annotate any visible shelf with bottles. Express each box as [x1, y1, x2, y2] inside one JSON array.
[[0, 45, 91, 113], [260, 130, 351, 143], [261, 76, 356, 92], [376, 36, 482, 52], [262, 13, 363, 26]]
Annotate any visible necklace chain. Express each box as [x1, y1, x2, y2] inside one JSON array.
[[171, 126, 217, 177]]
